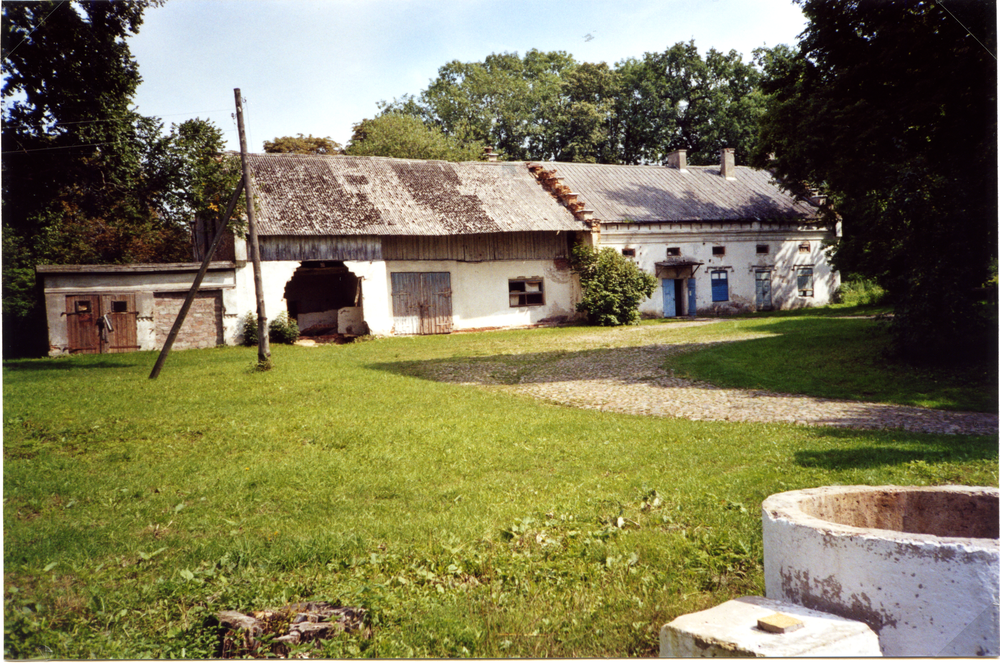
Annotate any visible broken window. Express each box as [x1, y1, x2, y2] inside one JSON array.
[[75, 301, 92, 313], [797, 267, 814, 297], [711, 270, 729, 302], [509, 278, 544, 307], [667, 247, 681, 257], [798, 241, 811, 254], [756, 244, 769, 254], [712, 246, 726, 257], [621, 248, 636, 258]]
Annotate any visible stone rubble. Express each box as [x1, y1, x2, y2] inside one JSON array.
[[217, 601, 367, 658]]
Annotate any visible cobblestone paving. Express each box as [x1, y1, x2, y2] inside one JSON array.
[[424, 339, 998, 436]]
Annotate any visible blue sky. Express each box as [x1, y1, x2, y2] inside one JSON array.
[[127, 0, 808, 152]]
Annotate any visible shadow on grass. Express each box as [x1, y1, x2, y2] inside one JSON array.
[[2, 356, 142, 372]]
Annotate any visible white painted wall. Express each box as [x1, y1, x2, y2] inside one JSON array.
[[247, 258, 579, 337], [601, 224, 839, 316], [378, 259, 579, 333]]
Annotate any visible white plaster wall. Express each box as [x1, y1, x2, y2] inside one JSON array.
[[379, 259, 579, 333], [344, 261, 392, 335], [603, 226, 839, 317], [244, 259, 577, 337]]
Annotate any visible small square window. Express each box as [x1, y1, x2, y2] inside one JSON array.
[[621, 248, 636, 258], [712, 246, 725, 257], [75, 301, 92, 313], [756, 244, 769, 254], [797, 267, 814, 297], [798, 241, 811, 254], [667, 247, 681, 257], [111, 300, 128, 313], [509, 278, 544, 307]]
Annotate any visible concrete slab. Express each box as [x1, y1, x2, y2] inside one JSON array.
[[659, 596, 882, 657]]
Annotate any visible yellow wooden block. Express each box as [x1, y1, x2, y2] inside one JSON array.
[[758, 612, 805, 634]]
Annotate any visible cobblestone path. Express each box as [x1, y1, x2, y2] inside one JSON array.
[[424, 341, 998, 436]]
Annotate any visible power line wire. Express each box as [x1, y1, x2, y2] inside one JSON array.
[[1, 1, 66, 61], [937, 1, 997, 61]]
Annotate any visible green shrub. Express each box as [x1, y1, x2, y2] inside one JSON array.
[[242, 312, 300, 345], [240, 312, 258, 346], [570, 244, 657, 326], [836, 277, 887, 307], [268, 312, 300, 344]]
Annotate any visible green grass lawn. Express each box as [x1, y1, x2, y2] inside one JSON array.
[[4, 316, 997, 658]]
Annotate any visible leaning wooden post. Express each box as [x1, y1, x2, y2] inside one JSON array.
[[234, 88, 270, 363], [149, 177, 245, 379]]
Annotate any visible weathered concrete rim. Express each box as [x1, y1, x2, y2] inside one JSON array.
[[762, 485, 1000, 549]]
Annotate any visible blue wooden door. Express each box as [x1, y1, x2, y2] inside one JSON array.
[[662, 279, 676, 317], [687, 278, 697, 317]]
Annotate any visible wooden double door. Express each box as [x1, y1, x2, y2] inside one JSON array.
[[66, 294, 139, 354], [390, 272, 453, 335]]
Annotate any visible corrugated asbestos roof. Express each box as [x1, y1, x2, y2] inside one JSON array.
[[247, 153, 585, 236], [541, 161, 818, 223]]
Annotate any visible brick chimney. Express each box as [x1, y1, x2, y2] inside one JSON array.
[[482, 146, 498, 162], [667, 149, 687, 172], [720, 148, 736, 180]]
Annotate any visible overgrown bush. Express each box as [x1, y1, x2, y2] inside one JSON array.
[[269, 312, 300, 344], [241, 311, 300, 345], [836, 277, 887, 307], [570, 244, 657, 326]]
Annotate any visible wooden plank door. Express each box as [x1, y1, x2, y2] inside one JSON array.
[[66, 295, 101, 354], [100, 294, 139, 353], [687, 278, 697, 317], [391, 272, 453, 335], [420, 272, 453, 334]]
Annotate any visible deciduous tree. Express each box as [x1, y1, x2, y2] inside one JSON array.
[[263, 134, 342, 155], [344, 113, 483, 162], [752, 0, 997, 359]]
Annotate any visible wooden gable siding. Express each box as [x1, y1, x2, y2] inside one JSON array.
[[383, 232, 570, 262], [260, 232, 571, 263], [260, 235, 382, 262]]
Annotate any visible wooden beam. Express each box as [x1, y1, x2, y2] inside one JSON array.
[[149, 177, 245, 379], [234, 88, 271, 364]]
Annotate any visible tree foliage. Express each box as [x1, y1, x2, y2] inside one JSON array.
[[263, 133, 342, 155], [570, 244, 657, 326], [2, 0, 240, 357], [344, 112, 484, 161], [381, 43, 766, 165], [753, 0, 997, 359]]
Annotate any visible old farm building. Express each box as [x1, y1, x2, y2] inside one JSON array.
[[38, 151, 837, 355], [530, 149, 837, 318]]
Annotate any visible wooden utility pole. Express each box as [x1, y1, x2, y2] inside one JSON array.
[[234, 88, 270, 363], [149, 177, 245, 379]]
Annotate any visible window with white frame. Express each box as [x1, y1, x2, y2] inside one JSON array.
[[509, 278, 544, 307]]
